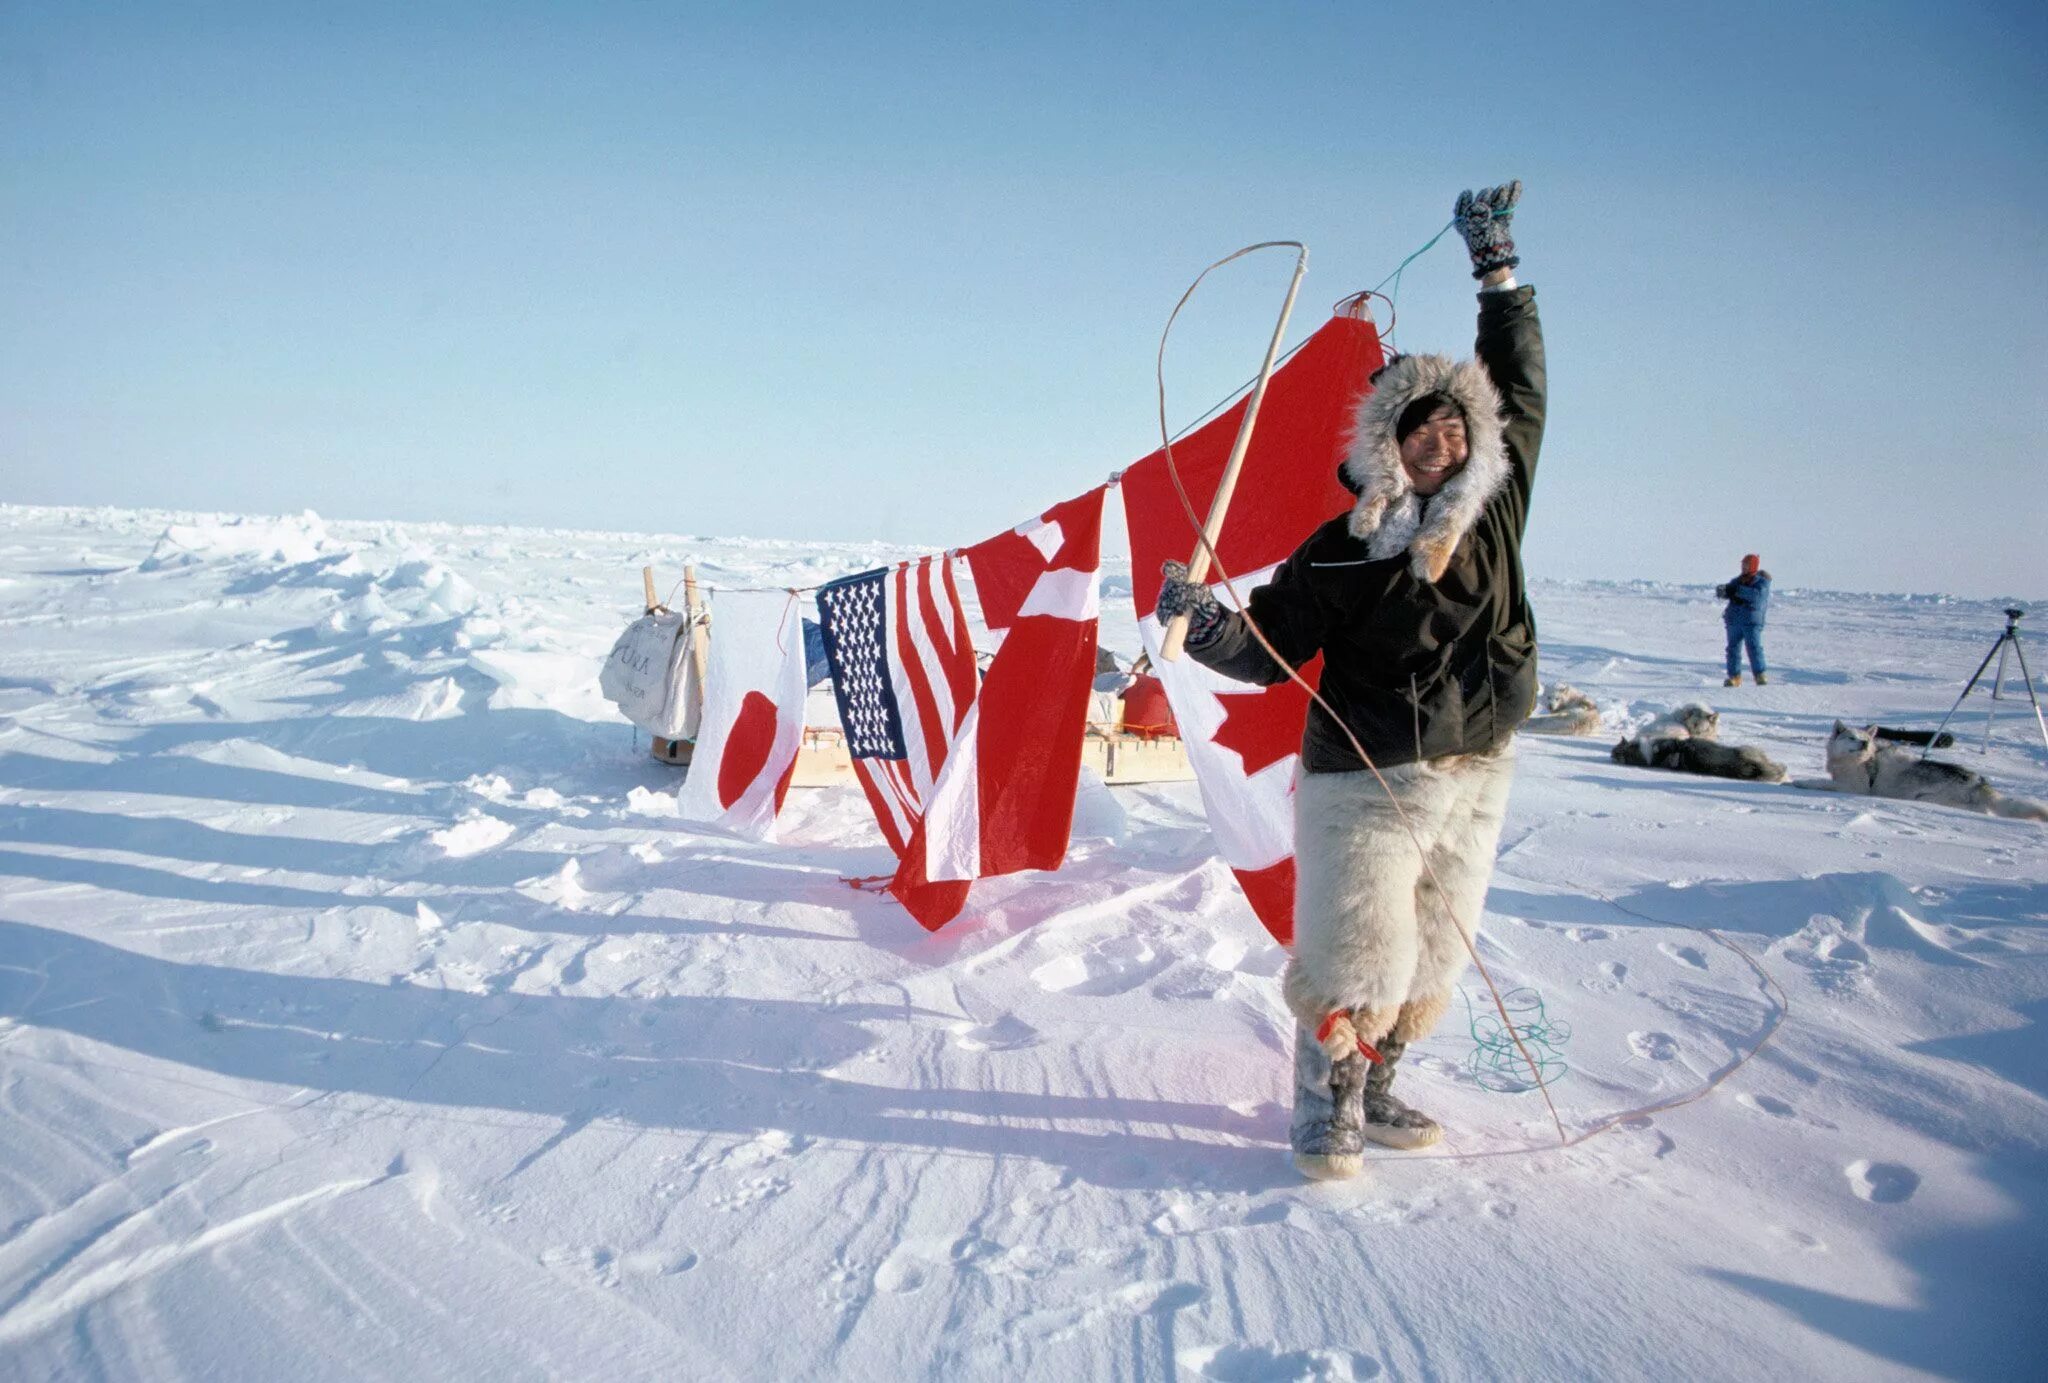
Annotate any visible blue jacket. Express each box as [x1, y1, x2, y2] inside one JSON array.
[[1720, 572, 1770, 629]]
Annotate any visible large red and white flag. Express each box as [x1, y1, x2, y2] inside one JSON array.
[[817, 489, 1107, 929], [675, 590, 810, 841], [1121, 313, 1382, 945]]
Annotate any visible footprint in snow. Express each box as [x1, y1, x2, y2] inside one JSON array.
[[1581, 959, 1629, 995], [1029, 935, 1171, 997], [1658, 943, 1709, 970], [1177, 1343, 1382, 1381], [711, 1174, 791, 1211], [873, 1250, 933, 1295], [620, 1248, 698, 1276], [1628, 1031, 1680, 1061], [950, 1015, 1041, 1052], [1621, 1115, 1676, 1158], [1846, 1159, 1920, 1204], [722, 1129, 807, 1167], [539, 1244, 619, 1286]]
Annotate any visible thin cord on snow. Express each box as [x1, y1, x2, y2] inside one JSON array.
[[1461, 985, 1571, 1092], [1153, 235, 1570, 1145], [1549, 893, 1789, 1150]]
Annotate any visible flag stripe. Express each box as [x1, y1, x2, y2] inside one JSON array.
[[892, 563, 949, 789], [925, 560, 976, 731], [821, 556, 980, 866], [851, 759, 911, 857], [908, 561, 960, 733]]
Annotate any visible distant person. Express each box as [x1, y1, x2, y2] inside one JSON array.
[[1716, 554, 1771, 686]]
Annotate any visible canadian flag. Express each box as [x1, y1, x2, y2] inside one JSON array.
[[886, 487, 1107, 928], [1121, 314, 1382, 944], [675, 590, 809, 841]]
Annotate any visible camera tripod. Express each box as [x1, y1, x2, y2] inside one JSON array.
[[1928, 607, 2048, 756]]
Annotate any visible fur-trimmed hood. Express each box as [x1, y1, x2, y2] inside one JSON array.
[[1338, 352, 1509, 582]]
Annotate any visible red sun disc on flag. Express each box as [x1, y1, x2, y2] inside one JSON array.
[[717, 691, 779, 809]]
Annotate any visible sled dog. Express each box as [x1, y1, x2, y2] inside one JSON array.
[[1824, 722, 2048, 821], [1612, 733, 1785, 782], [1638, 702, 1719, 742], [1523, 683, 1602, 737]]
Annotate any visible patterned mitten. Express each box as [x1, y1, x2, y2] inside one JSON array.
[[1454, 181, 1522, 280], [1158, 561, 1227, 647]]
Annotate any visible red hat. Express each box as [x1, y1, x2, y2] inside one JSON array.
[[1741, 554, 1761, 575]]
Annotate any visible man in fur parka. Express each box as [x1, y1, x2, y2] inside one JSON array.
[[1159, 182, 1545, 1179]]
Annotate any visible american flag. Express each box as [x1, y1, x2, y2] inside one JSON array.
[[816, 557, 979, 857]]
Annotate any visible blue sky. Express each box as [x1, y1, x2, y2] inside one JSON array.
[[3, 2, 2043, 596]]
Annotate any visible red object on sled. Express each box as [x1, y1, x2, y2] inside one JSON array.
[[1119, 674, 1178, 739]]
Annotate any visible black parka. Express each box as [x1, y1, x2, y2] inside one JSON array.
[[1188, 285, 1546, 773]]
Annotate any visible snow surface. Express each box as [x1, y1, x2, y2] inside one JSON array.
[[1, 503, 2043, 1381]]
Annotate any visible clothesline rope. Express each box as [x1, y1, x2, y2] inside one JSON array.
[[679, 233, 1449, 606]]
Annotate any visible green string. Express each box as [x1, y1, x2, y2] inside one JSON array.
[[1461, 984, 1572, 1092], [1370, 218, 1459, 345]]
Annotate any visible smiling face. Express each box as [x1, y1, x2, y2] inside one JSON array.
[[1398, 404, 1469, 496]]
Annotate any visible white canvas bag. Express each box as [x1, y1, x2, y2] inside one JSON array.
[[599, 610, 700, 738]]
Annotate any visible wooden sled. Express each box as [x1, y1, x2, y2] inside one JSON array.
[[633, 565, 1191, 787], [659, 714, 1194, 788]]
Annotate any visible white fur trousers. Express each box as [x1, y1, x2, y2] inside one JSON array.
[[1284, 748, 1516, 1040]]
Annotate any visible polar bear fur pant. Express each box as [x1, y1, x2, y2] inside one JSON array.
[[1283, 746, 1516, 1047]]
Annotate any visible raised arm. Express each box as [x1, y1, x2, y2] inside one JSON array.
[[1455, 182, 1546, 531]]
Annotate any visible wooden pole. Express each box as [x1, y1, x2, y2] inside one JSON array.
[[681, 563, 710, 740], [1159, 246, 1309, 662], [642, 566, 659, 613]]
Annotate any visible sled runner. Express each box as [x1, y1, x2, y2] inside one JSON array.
[[612, 569, 1193, 787], [677, 685, 1194, 787]]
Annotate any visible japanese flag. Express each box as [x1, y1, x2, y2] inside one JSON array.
[[676, 590, 809, 841]]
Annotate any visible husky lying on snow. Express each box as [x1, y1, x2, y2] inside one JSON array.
[[1611, 701, 1786, 782], [1638, 702, 1719, 741], [1823, 722, 2048, 821], [1613, 733, 1786, 782], [1522, 683, 1602, 736]]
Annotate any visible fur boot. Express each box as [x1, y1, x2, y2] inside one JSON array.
[[1291, 1027, 1368, 1180], [1362, 1038, 1442, 1150]]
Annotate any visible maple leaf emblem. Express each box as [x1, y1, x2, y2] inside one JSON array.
[[1209, 655, 1320, 777]]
